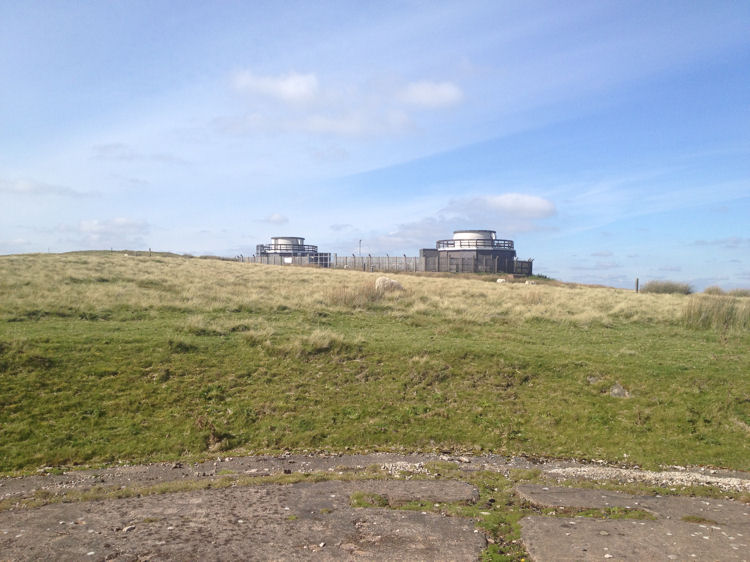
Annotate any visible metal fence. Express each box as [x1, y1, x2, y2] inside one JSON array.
[[241, 253, 532, 275]]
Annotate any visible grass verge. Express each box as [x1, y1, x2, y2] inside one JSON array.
[[1, 252, 748, 474]]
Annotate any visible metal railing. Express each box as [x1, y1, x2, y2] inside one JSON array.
[[436, 238, 514, 250], [256, 243, 319, 255], [241, 253, 532, 275]]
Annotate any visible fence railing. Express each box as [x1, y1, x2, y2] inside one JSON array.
[[240, 253, 532, 275], [436, 238, 514, 250], [255, 243, 319, 254]]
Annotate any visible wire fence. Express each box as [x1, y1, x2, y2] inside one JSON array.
[[240, 253, 533, 275]]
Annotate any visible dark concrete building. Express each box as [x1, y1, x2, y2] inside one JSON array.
[[255, 236, 330, 267], [420, 230, 531, 274]]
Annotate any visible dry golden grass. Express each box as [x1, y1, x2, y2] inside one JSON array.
[[0, 251, 695, 328], [683, 294, 750, 331]]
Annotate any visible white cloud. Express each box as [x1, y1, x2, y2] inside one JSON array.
[[363, 192, 556, 253], [222, 71, 458, 139], [59, 218, 151, 249], [92, 142, 139, 161], [330, 223, 353, 232], [0, 178, 90, 198], [233, 70, 319, 103], [692, 237, 750, 249], [302, 113, 367, 136], [399, 80, 464, 108], [578, 261, 622, 271], [478, 193, 556, 218], [78, 217, 149, 236], [215, 109, 412, 138], [309, 144, 350, 162], [258, 213, 289, 225], [299, 110, 412, 137], [0, 237, 35, 254], [373, 216, 452, 253], [91, 142, 185, 164]]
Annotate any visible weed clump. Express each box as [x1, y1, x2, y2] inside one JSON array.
[[702, 286, 750, 297], [641, 280, 692, 295], [272, 329, 356, 357], [325, 282, 382, 308], [350, 491, 390, 508], [682, 295, 750, 331]]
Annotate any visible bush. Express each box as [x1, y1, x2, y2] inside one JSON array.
[[703, 286, 724, 296], [641, 280, 692, 295]]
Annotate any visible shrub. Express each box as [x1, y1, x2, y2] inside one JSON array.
[[703, 286, 724, 296], [641, 280, 692, 295]]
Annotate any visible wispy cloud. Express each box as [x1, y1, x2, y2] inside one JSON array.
[[0, 178, 92, 198], [692, 237, 750, 249], [365, 192, 556, 253], [448, 194, 556, 220], [221, 70, 461, 138], [330, 223, 353, 232], [56, 218, 151, 249], [232, 70, 319, 104], [299, 110, 412, 137], [399, 80, 463, 108], [309, 144, 350, 162], [214, 109, 413, 138], [91, 143, 186, 164], [577, 261, 622, 271], [257, 213, 289, 225]]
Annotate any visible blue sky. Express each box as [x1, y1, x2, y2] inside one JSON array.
[[2, 1, 749, 289]]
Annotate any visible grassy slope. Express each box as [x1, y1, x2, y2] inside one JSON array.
[[0, 252, 748, 474]]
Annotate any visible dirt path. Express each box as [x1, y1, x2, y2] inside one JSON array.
[[1, 453, 748, 561]]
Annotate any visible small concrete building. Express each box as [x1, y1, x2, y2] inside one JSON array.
[[255, 236, 330, 267], [420, 230, 531, 274]]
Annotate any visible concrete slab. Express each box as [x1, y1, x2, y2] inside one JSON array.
[[0, 480, 485, 561], [517, 485, 750, 562], [522, 516, 749, 561]]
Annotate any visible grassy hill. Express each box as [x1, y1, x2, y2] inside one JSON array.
[[1, 252, 748, 474]]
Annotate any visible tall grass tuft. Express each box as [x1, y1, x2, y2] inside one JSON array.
[[728, 288, 750, 298], [641, 280, 692, 295], [682, 295, 750, 331], [325, 282, 382, 308]]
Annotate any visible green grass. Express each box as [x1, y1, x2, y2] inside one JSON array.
[[1, 252, 749, 474], [681, 514, 718, 524]]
